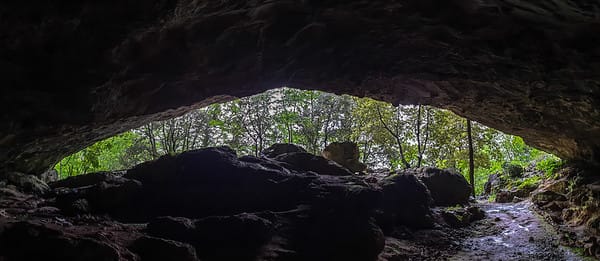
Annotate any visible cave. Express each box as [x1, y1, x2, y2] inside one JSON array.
[[2, 0, 600, 175], [1, 1, 600, 260]]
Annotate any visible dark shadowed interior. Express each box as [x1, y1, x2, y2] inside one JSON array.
[[2, 0, 600, 175]]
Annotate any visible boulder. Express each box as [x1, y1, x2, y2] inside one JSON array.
[[440, 206, 485, 228], [531, 190, 567, 206], [50, 171, 126, 189], [54, 177, 143, 218], [467, 206, 486, 221], [54, 147, 388, 222], [0, 221, 127, 261], [131, 236, 199, 261], [274, 152, 353, 176], [147, 216, 197, 243], [293, 215, 385, 261], [5, 172, 49, 195], [441, 210, 471, 228], [539, 179, 569, 194], [261, 143, 307, 158], [483, 173, 503, 195], [52, 147, 304, 220], [147, 213, 274, 260], [46, 146, 395, 260], [193, 213, 274, 260], [495, 184, 537, 203], [377, 174, 434, 231], [495, 190, 513, 203], [411, 167, 472, 206], [321, 141, 367, 173], [40, 169, 59, 183]]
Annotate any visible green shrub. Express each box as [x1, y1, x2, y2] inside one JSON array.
[[535, 156, 563, 178], [503, 163, 524, 177], [488, 193, 496, 202], [518, 176, 541, 191]]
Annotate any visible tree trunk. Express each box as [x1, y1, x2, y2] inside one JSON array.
[[416, 104, 422, 167], [467, 119, 475, 197]]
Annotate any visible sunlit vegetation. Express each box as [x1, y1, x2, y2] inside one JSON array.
[[54, 88, 558, 194]]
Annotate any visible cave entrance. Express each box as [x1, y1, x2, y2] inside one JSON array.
[[52, 87, 559, 196]]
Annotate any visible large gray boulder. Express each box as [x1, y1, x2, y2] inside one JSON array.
[[322, 141, 367, 173], [407, 167, 472, 206]]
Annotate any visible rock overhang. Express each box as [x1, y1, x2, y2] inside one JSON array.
[[1, 0, 600, 174]]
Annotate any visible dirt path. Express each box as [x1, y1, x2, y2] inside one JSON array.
[[449, 201, 583, 261]]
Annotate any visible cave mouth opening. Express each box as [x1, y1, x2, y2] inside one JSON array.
[[51, 87, 560, 196]]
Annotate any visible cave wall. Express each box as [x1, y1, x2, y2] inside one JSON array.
[[1, 0, 600, 174]]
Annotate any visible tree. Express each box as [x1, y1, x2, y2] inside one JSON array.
[[54, 86, 555, 190], [467, 119, 475, 196], [54, 132, 138, 178], [236, 93, 274, 156], [376, 104, 411, 169]]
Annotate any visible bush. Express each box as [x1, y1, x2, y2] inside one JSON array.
[[535, 156, 563, 178], [517, 176, 541, 191], [503, 163, 524, 178]]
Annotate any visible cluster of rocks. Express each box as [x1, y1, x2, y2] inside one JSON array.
[[484, 163, 542, 203], [480, 162, 600, 259], [529, 167, 600, 259], [440, 206, 486, 228], [0, 144, 484, 260]]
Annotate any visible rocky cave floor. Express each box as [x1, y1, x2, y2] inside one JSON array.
[[0, 195, 586, 261], [0, 146, 597, 261]]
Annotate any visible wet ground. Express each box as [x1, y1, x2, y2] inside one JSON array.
[[449, 201, 583, 261], [379, 201, 589, 260]]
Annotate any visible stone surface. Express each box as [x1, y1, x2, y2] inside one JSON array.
[[410, 167, 472, 206], [1, 1, 600, 175], [43, 146, 435, 260], [146, 216, 197, 243], [440, 206, 485, 228], [377, 174, 434, 231], [495, 190, 514, 203], [261, 143, 307, 158], [40, 169, 59, 183], [273, 151, 354, 176], [50, 171, 126, 189], [131, 236, 199, 261], [322, 141, 367, 173], [4, 172, 49, 195], [531, 190, 568, 206], [0, 221, 126, 261], [484, 173, 505, 195], [53, 147, 375, 220]]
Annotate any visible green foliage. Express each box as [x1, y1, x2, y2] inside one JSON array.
[[535, 155, 564, 178], [488, 193, 497, 202], [54, 132, 138, 179], [517, 176, 542, 191], [503, 163, 524, 177], [54, 87, 559, 187]]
